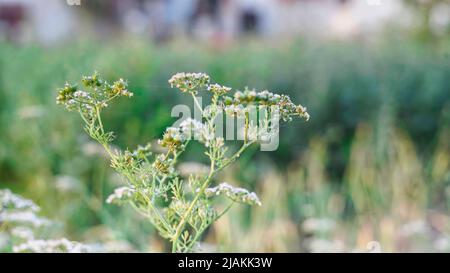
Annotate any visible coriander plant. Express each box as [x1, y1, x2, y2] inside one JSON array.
[[56, 72, 309, 252]]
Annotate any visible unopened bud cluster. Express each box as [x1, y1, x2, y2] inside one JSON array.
[[56, 72, 133, 121]]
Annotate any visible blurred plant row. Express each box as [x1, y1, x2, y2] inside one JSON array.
[[1, 38, 450, 252]]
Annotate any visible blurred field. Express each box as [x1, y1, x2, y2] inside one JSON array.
[[1, 37, 450, 252]]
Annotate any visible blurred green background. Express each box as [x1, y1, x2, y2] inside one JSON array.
[[1, 0, 450, 252]]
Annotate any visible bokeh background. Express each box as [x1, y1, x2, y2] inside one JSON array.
[[1, 0, 450, 252]]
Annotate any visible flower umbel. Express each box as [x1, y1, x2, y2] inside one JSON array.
[[205, 183, 262, 206], [168, 72, 210, 93], [106, 186, 136, 205]]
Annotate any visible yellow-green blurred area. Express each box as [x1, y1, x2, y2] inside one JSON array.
[[1, 0, 450, 252]]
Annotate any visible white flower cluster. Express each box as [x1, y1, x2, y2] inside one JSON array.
[[159, 118, 219, 151], [222, 88, 310, 122], [113, 78, 134, 97], [180, 118, 214, 144], [0, 189, 51, 228], [106, 186, 136, 205], [204, 183, 262, 206], [207, 83, 231, 96], [0, 189, 39, 212], [11, 227, 35, 241], [13, 238, 92, 253], [165, 127, 187, 142], [168, 72, 210, 93], [73, 90, 90, 99], [1, 189, 92, 253], [180, 118, 205, 138], [202, 104, 221, 119], [0, 211, 51, 228], [224, 104, 246, 117]]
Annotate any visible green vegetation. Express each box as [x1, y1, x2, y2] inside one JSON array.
[[1, 38, 450, 252]]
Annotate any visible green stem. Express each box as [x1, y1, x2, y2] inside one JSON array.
[[128, 202, 167, 235], [218, 142, 253, 172], [183, 201, 235, 253], [171, 140, 252, 252], [95, 106, 105, 135], [244, 112, 249, 143], [171, 159, 216, 252], [214, 201, 235, 222], [139, 190, 173, 234], [80, 107, 176, 238], [191, 93, 203, 115]]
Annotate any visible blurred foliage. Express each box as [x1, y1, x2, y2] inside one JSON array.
[[402, 0, 450, 41], [1, 38, 450, 251]]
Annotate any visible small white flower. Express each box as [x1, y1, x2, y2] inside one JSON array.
[[106, 186, 136, 205], [247, 124, 259, 141], [224, 105, 245, 118], [73, 90, 89, 98], [215, 137, 225, 148], [179, 118, 213, 146]]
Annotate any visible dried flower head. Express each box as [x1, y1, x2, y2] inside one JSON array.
[[205, 182, 262, 206]]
